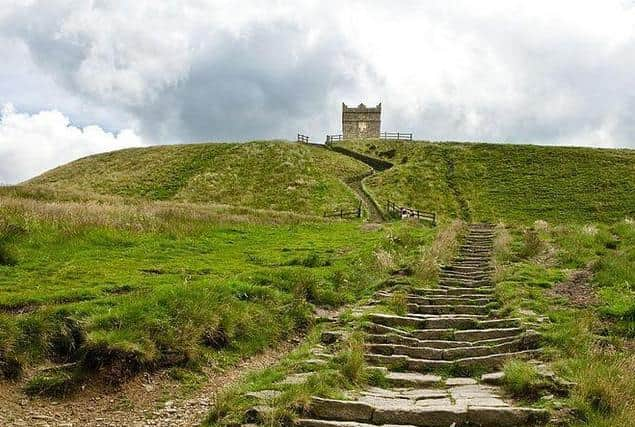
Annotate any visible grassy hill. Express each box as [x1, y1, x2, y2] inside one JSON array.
[[1, 137, 634, 425], [338, 140, 635, 224], [25, 141, 370, 215], [0, 195, 433, 387]]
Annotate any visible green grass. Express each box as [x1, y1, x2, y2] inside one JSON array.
[[203, 326, 386, 426], [24, 141, 370, 215], [338, 140, 635, 224], [0, 195, 434, 388], [493, 219, 635, 425]]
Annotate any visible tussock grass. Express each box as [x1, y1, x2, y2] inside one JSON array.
[[388, 290, 408, 316], [414, 219, 466, 283], [0, 194, 434, 389], [502, 360, 546, 400], [0, 220, 24, 266], [336, 332, 367, 385], [23, 370, 77, 397], [494, 219, 635, 424], [566, 351, 635, 426]]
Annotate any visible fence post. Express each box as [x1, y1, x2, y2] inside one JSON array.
[[340, 208, 343, 219], [357, 203, 361, 218]]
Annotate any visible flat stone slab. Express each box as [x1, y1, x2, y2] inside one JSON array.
[[446, 377, 478, 386], [481, 371, 505, 385], [385, 372, 442, 387]]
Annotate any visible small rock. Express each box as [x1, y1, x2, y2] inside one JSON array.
[[481, 372, 505, 385]]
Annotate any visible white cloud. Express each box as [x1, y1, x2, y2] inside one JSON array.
[[0, 0, 633, 181], [0, 104, 145, 184]]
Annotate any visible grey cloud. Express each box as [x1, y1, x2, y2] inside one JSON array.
[[133, 22, 369, 142], [1, 0, 634, 159]]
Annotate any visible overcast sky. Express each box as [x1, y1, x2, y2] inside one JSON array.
[[1, 0, 634, 183]]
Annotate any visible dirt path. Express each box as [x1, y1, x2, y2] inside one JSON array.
[[346, 174, 384, 222], [443, 151, 471, 222], [326, 144, 392, 222], [0, 340, 297, 427]]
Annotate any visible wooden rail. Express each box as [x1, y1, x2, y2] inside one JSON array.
[[325, 134, 344, 144], [324, 204, 362, 219], [297, 133, 310, 143], [381, 132, 413, 141], [326, 133, 413, 143], [386, 200, 436, 225]]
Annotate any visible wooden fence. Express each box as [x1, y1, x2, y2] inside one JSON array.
[[324, 204, 362, 219], [297, 133, 310, 143], [325, 134, 345, 144], [381, 132, 413, 141], [386, 200, 436, 225], [326, 133, 412, 143]]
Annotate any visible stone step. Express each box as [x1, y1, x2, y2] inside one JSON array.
[[366, 332, 529, 349], [438, 281, 493, 289], [479, 318, 522, 328], [449, 261, 491, 267], [303, 394, 548, 426], [439, 270, 491, 277], [454, 327, 524, 341], [407, 304, 492, 316], [383, 372, 442, 387], [447, 262, 492, 268], [458, 250, 491, 256], [403, 295, 495, 306], [368, 313, 485, 330], [366, 333, 473, 348], [437, 286, 495, 295], [452, 257, 491, 262], [438, 279, 492, 287], [365, 349, 541, 373], [459, 244, 492, 249], [458, 246, 494, 251], [365, 335, 539, 361], [439, 271, 491, 278], [409, 287, 494, 296], [298, 408, 547, 427], [441, 264, 493, 271], [365, 324, 522, 343], [440, 275, 492, 281]]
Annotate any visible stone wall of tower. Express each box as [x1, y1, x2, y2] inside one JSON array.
[[342, 103, 381, 139]]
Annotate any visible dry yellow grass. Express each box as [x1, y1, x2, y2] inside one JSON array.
[[0, 193, 323, 235], [414, 219, 466, 283]]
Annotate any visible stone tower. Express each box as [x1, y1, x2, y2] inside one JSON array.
[[342, 102, 381, 139]]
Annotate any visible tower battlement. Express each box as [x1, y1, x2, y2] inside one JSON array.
[[342, 102, 381, 139]]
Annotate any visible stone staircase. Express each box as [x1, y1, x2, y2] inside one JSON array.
[[296, 223, 550, 427]]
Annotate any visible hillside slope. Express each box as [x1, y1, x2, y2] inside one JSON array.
[[338, 140, 635, 223], [26, 141, 370, 215]]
